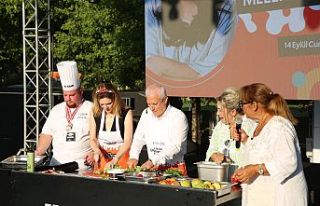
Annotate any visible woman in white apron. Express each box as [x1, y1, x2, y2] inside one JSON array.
[[89, 83, 133, 173]]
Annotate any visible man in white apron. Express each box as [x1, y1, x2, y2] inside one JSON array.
[[35, 61, 94, 170], [128, 84, 188, 175]]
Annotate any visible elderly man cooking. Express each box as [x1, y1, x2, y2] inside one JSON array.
[[127, 84, 189, 175]]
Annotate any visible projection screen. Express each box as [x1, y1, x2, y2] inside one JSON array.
[[145, 0, 320, 100]]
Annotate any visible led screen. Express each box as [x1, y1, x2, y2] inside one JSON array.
[[145, 0, 320, 99]]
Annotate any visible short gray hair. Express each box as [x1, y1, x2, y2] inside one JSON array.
[[219, 87, 239, 111], [145, 84, 167, 99]]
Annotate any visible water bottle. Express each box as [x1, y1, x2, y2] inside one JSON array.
[[26, 149, 35, 172]]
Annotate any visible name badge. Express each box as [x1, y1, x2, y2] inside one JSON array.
[[66, 132, 76, 142]]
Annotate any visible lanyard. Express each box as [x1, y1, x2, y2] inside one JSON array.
[[65, 102, 83, 131]]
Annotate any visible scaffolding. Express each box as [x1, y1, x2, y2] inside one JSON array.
[[22, 0, 52, 152]]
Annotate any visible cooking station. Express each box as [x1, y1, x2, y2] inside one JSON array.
[[0, 167, 241, 206]]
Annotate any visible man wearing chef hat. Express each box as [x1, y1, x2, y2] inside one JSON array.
[[35, 61, 94, 170], [127, 84, 189, 175]]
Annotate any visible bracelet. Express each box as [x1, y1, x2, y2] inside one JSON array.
[[258, 164, 264, 175]]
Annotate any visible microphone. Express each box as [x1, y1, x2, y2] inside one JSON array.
[[235, 115, 243, 149]]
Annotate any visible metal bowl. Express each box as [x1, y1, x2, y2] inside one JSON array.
[[195, 161, 235, 182], [125, 170, 160, 178], [107, 168, 125, 179], [138, 170, 160, 178]]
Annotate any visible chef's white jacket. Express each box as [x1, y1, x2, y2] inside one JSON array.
[[130, 105, 188, 165], [41, 100, 93, 169]]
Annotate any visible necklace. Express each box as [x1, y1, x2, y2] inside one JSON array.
[[253, 113, 270, 137]]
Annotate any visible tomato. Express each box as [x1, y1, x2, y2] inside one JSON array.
[[231, 176, 240, 184]]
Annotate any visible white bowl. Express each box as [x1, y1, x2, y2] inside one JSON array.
[[107, 168, 125, 174]]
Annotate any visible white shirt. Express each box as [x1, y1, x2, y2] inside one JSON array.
[[130, 105, 188, 165], [205, 116, 257, 166], [243, 116, 308, 206], [205, 121, 243, 164], [41, 100, 93, 169]]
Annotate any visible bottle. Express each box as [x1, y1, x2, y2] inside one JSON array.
[[26, 147, 35, 172]]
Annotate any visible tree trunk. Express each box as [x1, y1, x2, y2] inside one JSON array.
[[191, 97, 201, 145]]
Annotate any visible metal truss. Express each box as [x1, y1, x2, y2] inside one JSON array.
[[22, 0, 52, 152]]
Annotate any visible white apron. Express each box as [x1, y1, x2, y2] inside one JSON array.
[[146, 114, 185, 165], [98, 110, 123, 151], [95, 110, 130, 170], [146, 116, 169, 162]]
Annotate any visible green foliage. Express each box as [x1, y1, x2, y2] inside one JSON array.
[[0, 0, 23, 86], [0, 0, 145, 89], [52, 0, 145, 90], [182, 97, 216, 111]]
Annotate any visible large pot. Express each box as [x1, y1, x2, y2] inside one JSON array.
[[194, 161, 238, 182]]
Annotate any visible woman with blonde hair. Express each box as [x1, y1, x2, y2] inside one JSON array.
[[206, 88, 256, 167], [89, 82, 133, 172]]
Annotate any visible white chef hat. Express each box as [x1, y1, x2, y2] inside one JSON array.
[[56, 61, 80, 91]]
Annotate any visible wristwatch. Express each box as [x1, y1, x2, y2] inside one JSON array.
[[258, 164, 264, 175]]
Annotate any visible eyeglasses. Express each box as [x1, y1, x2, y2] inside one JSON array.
[[239, 100, 251, 108]]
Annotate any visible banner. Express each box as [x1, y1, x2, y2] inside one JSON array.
[[145, 0, 320, 100]]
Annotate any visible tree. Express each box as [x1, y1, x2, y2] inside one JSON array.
[[52, 0, 145, 90], [0, 0, 145, 90], [0, 0, 23, 86]]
